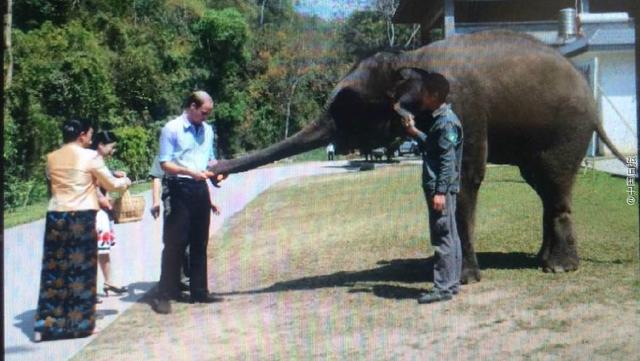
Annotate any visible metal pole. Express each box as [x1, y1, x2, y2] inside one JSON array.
[[444, 0, 455, 38]]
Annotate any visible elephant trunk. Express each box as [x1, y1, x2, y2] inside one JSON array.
[[210, 114, 335, 175]]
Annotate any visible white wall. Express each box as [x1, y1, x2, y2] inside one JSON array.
[[575, 50, 637, 156]]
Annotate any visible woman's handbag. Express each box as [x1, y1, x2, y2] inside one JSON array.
[[112, 190, 146, 224]]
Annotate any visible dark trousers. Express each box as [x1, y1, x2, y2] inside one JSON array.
[[158, 178, 210, 299], [161, 179, 190, 283], [425, 191, 462, 294]]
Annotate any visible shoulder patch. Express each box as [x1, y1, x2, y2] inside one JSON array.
[[445, 128, 458, 143]]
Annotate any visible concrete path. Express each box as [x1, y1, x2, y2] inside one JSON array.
[[588, 156, 636, 178], [3, 160, 359, 361]]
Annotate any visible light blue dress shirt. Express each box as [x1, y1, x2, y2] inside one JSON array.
[[148, 155, 164, 179], [158, 113, 216, 178]]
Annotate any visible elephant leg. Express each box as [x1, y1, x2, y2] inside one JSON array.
[[458, 180, 483, 283], [520, 163, 579, 273], [539, 182, 579, 273], [457, 148, 487, 284]]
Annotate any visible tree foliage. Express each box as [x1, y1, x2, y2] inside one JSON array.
[[340, 9, 420, 61], [4, 0, 376, 210]]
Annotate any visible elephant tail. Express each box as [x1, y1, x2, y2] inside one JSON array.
[[594, 121, 627, 164]]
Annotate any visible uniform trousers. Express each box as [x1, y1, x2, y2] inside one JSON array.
[[425, 191, 462, 295]]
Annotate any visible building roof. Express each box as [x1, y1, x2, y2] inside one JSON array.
[[393, 0, 435, 23], [394, 0, 635, 51], [394, 0, 581, 24], [394, 0, 635, 23], [456, 20, 635, 49], [588, 26, 635, 47]]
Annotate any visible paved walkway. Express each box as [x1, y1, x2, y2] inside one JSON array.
[[588, 156, 636, 178], [3, 161, 359, 361]]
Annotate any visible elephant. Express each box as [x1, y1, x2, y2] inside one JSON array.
[[210, 30, 626, 283]]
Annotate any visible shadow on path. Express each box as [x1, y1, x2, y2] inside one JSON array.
[[4, 345, 36, 355], [14, 308, 121, 342], [12, 281, 157, 342], [115, 281, 157, 303], [13, 309, 36, 342]]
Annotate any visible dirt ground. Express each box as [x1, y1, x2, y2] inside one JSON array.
[[73, 167, 640, 361], [73, 265, 639, 361]]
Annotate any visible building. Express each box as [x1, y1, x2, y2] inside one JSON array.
[[393, 0, 637, 156]]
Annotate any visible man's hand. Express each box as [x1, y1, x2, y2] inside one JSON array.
[[210, 173, 227, 188], [394, 103, 420, 138], [113, 170, 127, 178], [210, 203, 221, 216], [190, 170, 213, 181], [150, 204, 160, 219], [394, 102, 419, 137], [432, 194, 446, 212], [401, 114, 415, 129]]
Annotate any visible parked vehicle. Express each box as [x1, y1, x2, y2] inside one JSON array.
[[397, 140, 419, 155], [371, 147, 386, 161]]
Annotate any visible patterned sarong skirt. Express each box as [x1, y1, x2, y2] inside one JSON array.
[[34, 210, 98, 341]]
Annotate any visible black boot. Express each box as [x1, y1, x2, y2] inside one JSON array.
[[417, 289, 453, 304]]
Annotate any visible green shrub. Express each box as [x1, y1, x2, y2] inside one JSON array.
[[112, 126, 152, 180]]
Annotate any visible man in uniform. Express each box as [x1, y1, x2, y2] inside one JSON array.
[[393, 71, 464, 304], [153, 91, 221, 314]]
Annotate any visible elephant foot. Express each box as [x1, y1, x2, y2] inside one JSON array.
[[461, 267, 481, 284], [539, 253, 579, 273]]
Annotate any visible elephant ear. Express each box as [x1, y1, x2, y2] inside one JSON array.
[[397, 67, 430, 81], [388, 67, 431, 100]]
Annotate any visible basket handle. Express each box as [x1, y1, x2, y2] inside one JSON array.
[[119, 189, 132, 203]]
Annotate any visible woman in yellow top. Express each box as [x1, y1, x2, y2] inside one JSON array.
[[34, 119, 131, 342]]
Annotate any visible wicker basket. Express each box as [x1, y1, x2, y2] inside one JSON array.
[[112, 190, 146, 224]]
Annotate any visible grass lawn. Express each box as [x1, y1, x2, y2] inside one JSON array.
[[73, 164, 638, 361], [3, 181, 152, 228]]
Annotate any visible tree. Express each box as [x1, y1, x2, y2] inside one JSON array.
[[112, 45, 168, 121], [192, 8, 251, 155], [340, 9, 421, 61], [7, 21, 116, 182], [3, 0, 12, 90], [13, 0, 76, 29], [257, 0, 293, 28], [374, 0, 399, 47]]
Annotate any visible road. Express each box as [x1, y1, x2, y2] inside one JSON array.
[[3, 160, 359, 361]]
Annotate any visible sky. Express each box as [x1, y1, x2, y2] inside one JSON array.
[[294, 0, 373, 20]]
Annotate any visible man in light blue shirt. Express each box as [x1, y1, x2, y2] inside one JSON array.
[[158, 103, 216, 178], [153, 91, 222, 314]]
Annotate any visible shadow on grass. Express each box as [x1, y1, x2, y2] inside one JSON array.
[[483, 178, 526, 184], [322, 160, 400, 171], [580, 257, 633, 265], [220, 252, 539, 300], [322, 164, 363, 170], [477, 252, 538, 270]]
